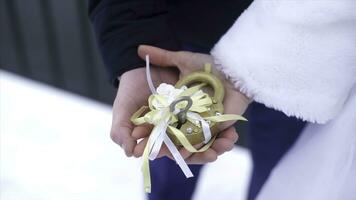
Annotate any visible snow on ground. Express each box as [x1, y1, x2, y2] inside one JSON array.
[[0, 70, 251, 200]]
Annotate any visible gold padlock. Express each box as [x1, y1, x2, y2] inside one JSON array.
[[167, 64, 225, 146]]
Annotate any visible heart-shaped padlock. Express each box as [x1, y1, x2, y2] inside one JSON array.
[[167, 64, 225, 145]]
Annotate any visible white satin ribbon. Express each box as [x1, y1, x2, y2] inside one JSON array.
[[164, 134, 193, 178], [144, 55, 195, 178], [147, 118, 168, 160], [187, 112, 212, 144], [145, 110, 194, 178]]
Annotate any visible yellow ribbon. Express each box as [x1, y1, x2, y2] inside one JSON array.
[[131, 84, 246, 193]]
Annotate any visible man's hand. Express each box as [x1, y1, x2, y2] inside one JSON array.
[[111, 66, 178, 157], [130, 45, 251, 164]]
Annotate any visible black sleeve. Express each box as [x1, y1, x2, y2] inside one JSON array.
[[89, 0, 181, 87]]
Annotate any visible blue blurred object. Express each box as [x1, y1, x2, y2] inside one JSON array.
[[148, 157, 203, 200], [246, 102, 306, 200]]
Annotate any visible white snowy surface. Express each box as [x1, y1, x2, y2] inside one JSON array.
[[0, 70, 251, 200]]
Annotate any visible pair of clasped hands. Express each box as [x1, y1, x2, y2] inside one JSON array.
[[111, 45, 250, 164]]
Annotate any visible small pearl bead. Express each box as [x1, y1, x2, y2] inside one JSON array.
[[186, 127, 193, 134]]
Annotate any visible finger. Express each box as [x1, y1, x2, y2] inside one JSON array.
[[184, 131, 237, 164], [210, 138, 235, 156], [211, 127, 238, 155], [163, 142, 201, 161], [156, 144, 172, 158], [111, 123, 136, 157], [216, 126, 239, 143], [133, 137, 148, 158], [110, 119, 136, 157], [138, 45, 176, 67], [134, 140, 171, 158], [174, 51, 213, 71], [111, 86, 139, 157], [183, 127, 237, 163], [131, 124, 153, 139], [165, 146, 193, 161], [185, 148, 218, 165], [217, 92, 249, 132], [138, 45, 215, 78]]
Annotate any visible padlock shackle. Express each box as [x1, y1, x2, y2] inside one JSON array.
[[175, 71, 225, 102]]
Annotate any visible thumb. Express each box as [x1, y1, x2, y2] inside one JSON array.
[[138, 45, 177, 67]]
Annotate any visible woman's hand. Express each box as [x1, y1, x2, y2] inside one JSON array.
[[132, 45, 251, 164]]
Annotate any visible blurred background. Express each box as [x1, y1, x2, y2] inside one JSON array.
[[0, 0, 251, 199], [1, 0, 116, 103]]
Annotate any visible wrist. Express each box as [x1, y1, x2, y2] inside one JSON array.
[[212, 58, 252, 103], [227, 89, 250, 115]]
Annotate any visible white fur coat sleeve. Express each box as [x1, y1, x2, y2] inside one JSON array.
[[211, 0, 356, 123]]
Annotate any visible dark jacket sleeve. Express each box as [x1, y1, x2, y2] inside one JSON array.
[[89, 0, 181, 87]]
